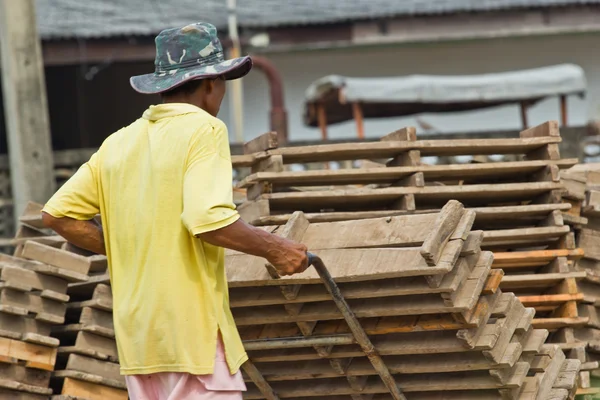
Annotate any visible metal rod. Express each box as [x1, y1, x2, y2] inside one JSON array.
[[352, 103, 365, 139], [242, 359, 280, 400], [317, 103, 328, 141], [560, 95, 568, 127], [520, 102, 529, 129], [244, 334, 356, 351], [307, 253, 407, 400]]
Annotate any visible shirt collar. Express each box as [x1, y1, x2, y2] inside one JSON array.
[[142, 103, 210, 121]]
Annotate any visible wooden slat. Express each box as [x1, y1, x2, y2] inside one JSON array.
[[21, 241, 91, 275], [492, 249, 584, 268], [239, 159, 576, 188], [0, 337, 56, 371], [227, 248, 453, 287], [259, 137, 562, 164], [500, 272, 586, 290], [57, 377, 127, 400], [260, 182, 564, 211]]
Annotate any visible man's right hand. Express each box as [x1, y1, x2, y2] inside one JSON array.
[[267, 239, 309, 276]]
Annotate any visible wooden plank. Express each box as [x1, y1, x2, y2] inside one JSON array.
[[22, 241, 91, 275], [230, 270, 462, 308], [421, 200, 464, 266], [481, 226, 570, 247], [58, 331, 118, 362], [243, 370, 517, 398], [0, 313, 52, 341], [298, 213, 440, 250], [0, 264, 68, 295], [0, 288, 66, 324], [249, 353, 509, 381], [0, 337, 56, 371], [0, 254, 88, 283], [249, 203, 571, 226], [500, 272, 586, 290], [264, 137, 562, 164], [57, 377, 127, 400], [520, 121, 560, 138], [232, 292, 472, 326], [227, 248, 453, 287], [579, 229, 600, 261], [492, 249, 583, 268], [535, 345, 566, 400], [244, 131, 278, 154], [261, 182, 564, 212], [64, 354, 123, 384], [239, 159, 576, 188], [0, 378, 52, 396], [0, 363, 50, 390], [246, 329, 496, 363]]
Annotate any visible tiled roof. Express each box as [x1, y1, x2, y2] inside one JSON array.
[[36, 0, 600, 39]]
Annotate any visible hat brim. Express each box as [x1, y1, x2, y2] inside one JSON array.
[[130, 56, 253, 95]]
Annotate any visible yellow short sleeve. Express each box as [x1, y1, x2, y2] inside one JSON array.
[[181, 121, 239, 236], [42, 152, 100, 220]]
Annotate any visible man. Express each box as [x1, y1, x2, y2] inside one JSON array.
[[41, 22, 308, 400]]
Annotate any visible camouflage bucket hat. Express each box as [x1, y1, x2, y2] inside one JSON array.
[[130, 22, 252, 94]]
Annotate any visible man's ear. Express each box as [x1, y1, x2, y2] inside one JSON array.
[[204, 79, 216, 94]]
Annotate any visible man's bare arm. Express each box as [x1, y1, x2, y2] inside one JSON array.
[[198, 219, 308, 276], [41, 212, 106, 255]]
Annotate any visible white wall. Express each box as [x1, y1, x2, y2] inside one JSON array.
[[220, 33, 600, 142]]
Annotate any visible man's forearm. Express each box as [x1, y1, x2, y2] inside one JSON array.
[[41, 212, 106, 255], [198, 219, 288, 260]]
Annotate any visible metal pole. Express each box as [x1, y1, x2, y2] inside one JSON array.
[[227, 0, 244, 143]]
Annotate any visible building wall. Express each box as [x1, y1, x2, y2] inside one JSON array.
[[230, 32, 600, 142], [33, 32, 600, 150]]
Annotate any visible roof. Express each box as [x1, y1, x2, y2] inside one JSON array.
[[303, 64, 587, 127], [36, 0, 600, 39]]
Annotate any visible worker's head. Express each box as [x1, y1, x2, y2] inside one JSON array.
[[129, 22, 252, 115], [159, 77, 226, 117]]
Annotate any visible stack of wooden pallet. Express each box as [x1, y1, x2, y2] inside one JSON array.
[[560, 164, 600, 396], [4, 203, 125, 400], [228, 201, 581, 399], [235, 122, 586, 327], [0, 204, 83, 399]]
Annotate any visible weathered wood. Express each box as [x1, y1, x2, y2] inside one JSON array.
[[0, 254, 88, 283], [0, 0, 55, 222], [0, 336, 56, 371], [238, 159, 576, 188], [22, 241, 92, 275], [259, 137, 562, 164], [244, 132, 278, 155], [247, 203, 571, 226], [62, 354, 123, 384], [0, 363, 50, 389], [0, 264, 68, 295], [56, 377, 127, 400], [499, 272, 586, 290], [579, 229, 600, 261], [421, 200, 464, 266], [227, 248, 453, 287], [260, 182, 563, 212], [57, 330, 118, 362], [0, 287, 66, 324]]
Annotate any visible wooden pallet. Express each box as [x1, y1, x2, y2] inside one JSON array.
[[228, 205, 578, 399]]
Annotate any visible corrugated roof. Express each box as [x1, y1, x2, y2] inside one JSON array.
[[36, 0, 600, 39]]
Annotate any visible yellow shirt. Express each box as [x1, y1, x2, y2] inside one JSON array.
[[43, 103, 247, 375]]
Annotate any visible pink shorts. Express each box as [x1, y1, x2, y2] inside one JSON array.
[[125, 338, 246, 400]]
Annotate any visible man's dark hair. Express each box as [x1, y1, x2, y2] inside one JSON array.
[[160, 79, 205, 99]]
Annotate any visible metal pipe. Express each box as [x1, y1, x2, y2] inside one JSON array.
[[250, 55, 289, 144], [227, 0, 244, 143], [560, 95, 568, 127]]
